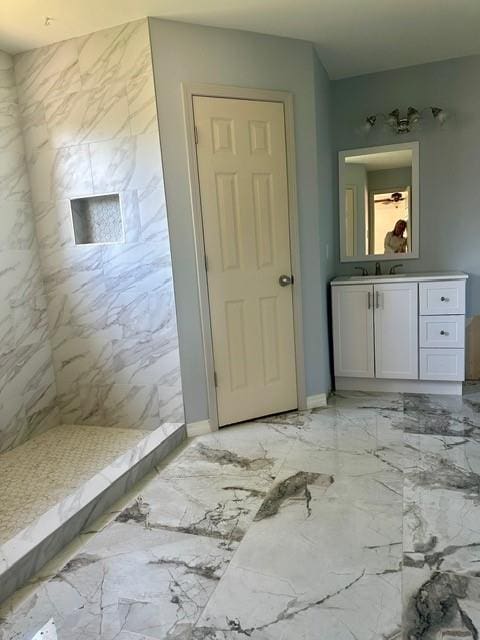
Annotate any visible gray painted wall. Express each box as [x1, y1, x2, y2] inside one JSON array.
[[149, 19, 334, 423], [333, 54, 480, 376], [367, 167, 412, 191]]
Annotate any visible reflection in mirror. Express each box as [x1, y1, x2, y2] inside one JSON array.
[[339, 142, 419, 262]]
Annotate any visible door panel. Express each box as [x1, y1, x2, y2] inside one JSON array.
[[259, 296, 281, 384], [224, 300, 248, 390], [332, 285, 375, 378], [216, 173, 241, 270], [252, 173, 275, 268], [374, 282, 418, 379], [193, 96, 297, 426]]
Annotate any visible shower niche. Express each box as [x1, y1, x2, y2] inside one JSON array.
[[71, 193, 124, 245]]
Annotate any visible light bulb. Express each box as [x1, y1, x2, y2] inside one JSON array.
[[407, 107, 420, 126], [387, 109, 399, 129], [431, 107, 447, 125]]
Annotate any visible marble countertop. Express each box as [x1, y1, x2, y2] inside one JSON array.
[[331, 271, 468, 285]]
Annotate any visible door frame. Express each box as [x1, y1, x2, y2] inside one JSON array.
[[182, 82, 306, 430]]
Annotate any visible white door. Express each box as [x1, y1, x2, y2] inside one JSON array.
[[374, 282, 418, 379], [332, 285, 375, 378], [193, 96, 297, 426]]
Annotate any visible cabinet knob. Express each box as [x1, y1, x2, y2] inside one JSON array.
[[440, 330, 449, 336], [440, 296, 449, 302]]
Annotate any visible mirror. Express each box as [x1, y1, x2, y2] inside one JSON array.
[[339, 142, 419, 262]]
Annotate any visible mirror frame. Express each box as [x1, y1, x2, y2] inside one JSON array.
[[338, 141, 419, 262]]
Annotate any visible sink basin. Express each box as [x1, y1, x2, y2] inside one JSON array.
[[331, 271, 468, 285], [341, 273, 415, 281], [343, 274, 403, 280]]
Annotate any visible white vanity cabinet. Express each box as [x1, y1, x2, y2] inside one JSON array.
[[331, 273, 468, 395]]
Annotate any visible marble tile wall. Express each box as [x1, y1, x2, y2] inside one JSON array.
[[0, 50, 60, 453], [13, 20, 184, 430]]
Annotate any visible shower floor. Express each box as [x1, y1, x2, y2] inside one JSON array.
[[0, 425, 150, 545]]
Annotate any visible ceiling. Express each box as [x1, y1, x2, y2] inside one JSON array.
[[346, 150, 412, 171], [2, 0, 480, 78]]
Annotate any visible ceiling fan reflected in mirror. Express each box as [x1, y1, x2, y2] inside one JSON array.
[[374, 192, 406, 205]]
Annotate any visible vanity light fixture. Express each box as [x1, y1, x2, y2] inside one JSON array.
[[364, 106, 447, 134]]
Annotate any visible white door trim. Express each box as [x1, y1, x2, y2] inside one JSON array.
[[182, 82, 306, 431]]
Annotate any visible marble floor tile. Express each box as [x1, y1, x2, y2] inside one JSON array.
[[399, 393, 480, 437], [2, 390, 480, 639], [199, 485, 402, 639], [0, 522, 235, 640], [403, 433, 480, 577], [119, 421, 297, 547], [402, 567, 480, 639]]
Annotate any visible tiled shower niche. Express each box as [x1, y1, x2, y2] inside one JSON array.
[[71, 194, 124, 245]]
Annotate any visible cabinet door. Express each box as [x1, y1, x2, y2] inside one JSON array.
[[374, 282, 418, 379], [332, 285, 374, 378]]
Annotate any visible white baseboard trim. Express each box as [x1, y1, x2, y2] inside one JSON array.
[[186, 419, 215, 438], [335, 377, 463, 396], [306, 393, 328, 409]]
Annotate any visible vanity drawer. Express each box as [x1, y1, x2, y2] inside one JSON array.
[[419, 281, 465, 315], [419, 315, 465, 349], [420, 348, 465, 381]]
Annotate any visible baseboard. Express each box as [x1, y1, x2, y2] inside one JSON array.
[[186, 419, 215, 437], [335, 377, 463, 396], [306, 393, 328, 409]]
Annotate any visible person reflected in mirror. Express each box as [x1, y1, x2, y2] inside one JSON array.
[[384, 219, 407, 254]]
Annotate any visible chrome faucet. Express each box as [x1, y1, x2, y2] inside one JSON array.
[[354, 266, 369, 276], [389, 264, 403, 275], [375, 262, 382, 275]]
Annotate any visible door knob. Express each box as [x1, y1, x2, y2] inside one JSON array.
[[278, 274, 293, 287]]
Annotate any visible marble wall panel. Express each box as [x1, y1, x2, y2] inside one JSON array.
[[44, 82, 130, 148], [13, 20, 184, 431], [0, 52, 16, 103], [14, 39, 81, 105], [76, 20, 151, 90], [126, 73, 158, 136], [0, 50, 59, 453]]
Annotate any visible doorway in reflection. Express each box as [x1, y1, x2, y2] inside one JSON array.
[[371, 188, 410, 254]]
